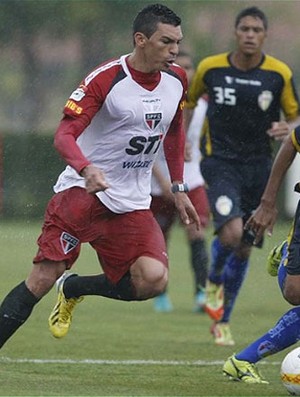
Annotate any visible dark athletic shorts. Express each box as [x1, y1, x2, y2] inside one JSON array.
[[200, 156, 272, 245]]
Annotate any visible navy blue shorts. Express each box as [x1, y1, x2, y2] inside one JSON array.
[[200, 156, 272, 244]]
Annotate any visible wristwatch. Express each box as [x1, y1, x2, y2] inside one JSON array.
[[171, 183, 189, 193]]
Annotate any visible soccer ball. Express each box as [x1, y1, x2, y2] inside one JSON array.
[[281, 347, 300, 395]]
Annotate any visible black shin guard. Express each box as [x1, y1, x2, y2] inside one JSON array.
[[63, 272, 138, 301], [190, 239, 209, 293], [0, 281, 39, 348]]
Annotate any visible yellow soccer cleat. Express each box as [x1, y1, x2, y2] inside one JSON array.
[[223, 354, 269, 384], [267, 240, 288, 277], [210, 322, 235, 346], [48, 273, 84, 339], [204, 280, 224, 321]]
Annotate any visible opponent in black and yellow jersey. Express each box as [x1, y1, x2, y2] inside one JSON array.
[[187, 52, 300, 161], [185, 6, 300, 348], [222, 126, 300, 381]]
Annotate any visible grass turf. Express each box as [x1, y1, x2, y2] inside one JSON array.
[[0, 219, 293, 396]]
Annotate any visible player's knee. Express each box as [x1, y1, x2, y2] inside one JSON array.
[[150, 267, 168, 296], [132, 260, 168, 300], [143, 263, 168, 296], [219, 224, 243, 248], [26, 260, 66, 298], [283, 288, 300, 306], [219, 217, 246, 247], [282, 275, 300, 306]]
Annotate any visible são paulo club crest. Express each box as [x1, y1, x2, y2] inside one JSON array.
[[145, 112, 162, 130], [60, 232, 79, 255]]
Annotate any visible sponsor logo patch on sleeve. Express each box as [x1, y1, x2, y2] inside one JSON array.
[[64, 100, 83, 115], [69, 85, 87, 102]]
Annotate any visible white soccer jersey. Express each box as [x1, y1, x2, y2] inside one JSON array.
[[151, 96, 207, 195], [54, 55, 186, 213], [183, 97, 207, 189]]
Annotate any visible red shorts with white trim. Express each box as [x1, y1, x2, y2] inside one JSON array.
[[34, 187, 168, 284]]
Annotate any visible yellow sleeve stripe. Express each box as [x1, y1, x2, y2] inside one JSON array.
[[186, 53, 229, 109], [261, 55, 292, 80], [261, 55, 300, 120], [291, 129, 300, 152]]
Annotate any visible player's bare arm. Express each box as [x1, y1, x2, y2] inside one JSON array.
[[267, 114, 300, 141], [152, 165, 174, 202], [184, 141, 192, 162], [266, 121, 291, 141], [183, 107, 194, 136], [245, 134, 297, 243]]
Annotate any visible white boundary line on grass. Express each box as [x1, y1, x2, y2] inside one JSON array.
[[0, 357, 281, 366]]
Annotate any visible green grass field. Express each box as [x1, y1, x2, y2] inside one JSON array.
[[0, 219, 295, 396]]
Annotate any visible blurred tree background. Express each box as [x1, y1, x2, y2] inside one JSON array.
[[1, 0, 300, 134], [1, 0, 300, 218]]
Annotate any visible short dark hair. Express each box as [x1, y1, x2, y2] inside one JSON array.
[[235, 6, 268, 30], [133, 3, 181, 39]]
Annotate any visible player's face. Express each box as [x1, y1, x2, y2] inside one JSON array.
[[235, 16, 267, 56], [144, 22, 183, 72]]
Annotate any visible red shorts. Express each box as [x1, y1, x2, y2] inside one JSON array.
[[188, 185, 210, 228], [34, 187, 168, 283], [151, 185, 210, 238]]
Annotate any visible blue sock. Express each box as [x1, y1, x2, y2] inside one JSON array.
[[221, 254, 249, 323], [236, 307, 300, 363], [208, 238, 232, 285], [278, 262, 287, 293]]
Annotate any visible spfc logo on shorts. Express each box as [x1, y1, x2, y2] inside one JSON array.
[[145, 112, 162, 130], [60, 232, 79, 255]]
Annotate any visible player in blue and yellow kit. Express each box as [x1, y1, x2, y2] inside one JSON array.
[[223, 125, 300, 384], [186, 6, 300, 345]]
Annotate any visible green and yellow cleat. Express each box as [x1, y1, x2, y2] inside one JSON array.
[[223, 354, 269, 384], [266, 240, 288, 277], [204, 280, 224, 321], [48, 273, 84, 339], [211, 322, 235, 346]]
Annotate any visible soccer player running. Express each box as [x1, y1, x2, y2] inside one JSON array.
[[151, 51, 210, 313], [223, 125, 300, 383], [0, 3, 200, 348], [185, 6, 300, 346]]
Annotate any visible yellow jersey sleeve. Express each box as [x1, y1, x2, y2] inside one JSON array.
[[262, 56, 300, 121], [186, 53, 229, 109]]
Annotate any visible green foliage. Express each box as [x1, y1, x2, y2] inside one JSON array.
[[0, 220, 293, 396], [2, 134, 65, 219], [2, 0, 300, 133]]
